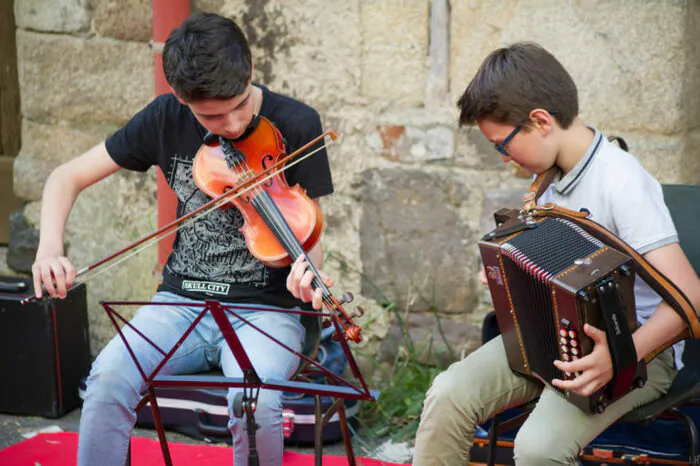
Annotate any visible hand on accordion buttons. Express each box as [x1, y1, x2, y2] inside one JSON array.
[[551, 324, 614, 397]]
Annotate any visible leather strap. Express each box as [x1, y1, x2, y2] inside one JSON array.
[[530, 203, 700, 363], [524, 167, 560, 212]]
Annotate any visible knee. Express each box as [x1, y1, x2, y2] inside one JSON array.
[[426, 368, 475, 410], [514, 424, 580, 465], [84, 355, 143, 408], [421, 369, 480, 427], [425, 371, 457, 408]]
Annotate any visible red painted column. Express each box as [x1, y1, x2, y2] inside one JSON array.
[[152, 0, 190, 268]]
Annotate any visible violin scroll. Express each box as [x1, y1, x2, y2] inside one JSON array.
[[320, 292, 363, 343]]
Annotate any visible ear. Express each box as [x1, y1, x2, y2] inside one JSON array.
[[528, 108, 556, 135]]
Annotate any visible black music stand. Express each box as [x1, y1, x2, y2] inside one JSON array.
[[101, 299, 378, 466]]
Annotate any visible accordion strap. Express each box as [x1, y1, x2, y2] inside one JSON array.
[[524, 166, 560, 212], [530, 203, 700, 362]]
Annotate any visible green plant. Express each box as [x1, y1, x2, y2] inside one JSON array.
[[326, 253, 454, 443]]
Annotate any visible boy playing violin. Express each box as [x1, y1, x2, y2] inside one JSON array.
[[32, 12, 333, 466], [411, 42, 700, 465]]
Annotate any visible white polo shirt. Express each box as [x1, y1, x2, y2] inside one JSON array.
[[539, 128, 683, 368]]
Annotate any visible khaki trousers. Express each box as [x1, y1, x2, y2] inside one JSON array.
[[412, 336, 676, 466]]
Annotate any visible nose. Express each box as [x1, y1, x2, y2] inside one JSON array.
[[224, 116, 248, 138]]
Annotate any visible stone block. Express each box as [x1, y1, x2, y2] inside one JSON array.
[[360, 0, 429, 106], [7, 206, 39, 274], [360, 167, 476, 314], [465, 1, 697, 134], [15, 0, 90, 33], [378, 313, 482, 367], [13, 120, 115, 201], [480, 188, 526, 235], [0, 247, 22, 277], [194, 0, 226, 14], [91, 0, 152, 42], [369, 124, 454, 163], [450, 0, 517, 108], [454, 124, 504, 169], [221, 0, 363, 112], [451, 1, 700, 133], [0, 156, 23, 243], [598, 129, 700, 185], [17, 31, 153, 126], [426, 0, 450, 107]]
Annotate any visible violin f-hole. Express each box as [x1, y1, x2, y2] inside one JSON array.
[[223, 185, 250, 204], [261, 154, 275, 188]]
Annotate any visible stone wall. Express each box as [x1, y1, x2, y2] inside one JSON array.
[[6, 0, 700, 371]]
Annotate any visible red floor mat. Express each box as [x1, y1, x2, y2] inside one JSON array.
[[0, 432, 407, 465]]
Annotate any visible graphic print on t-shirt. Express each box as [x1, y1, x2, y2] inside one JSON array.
[[164, 154, 269, 287]]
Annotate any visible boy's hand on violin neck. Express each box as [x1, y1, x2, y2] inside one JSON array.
[[287, 255, 334, 310], [31, 253, 77, 300]]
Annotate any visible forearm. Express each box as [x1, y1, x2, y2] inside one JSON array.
[[35, 142, 121, 258], [632, 303, 686, 361], [36, 166, 82, 257], [634, 243, 700, 361]]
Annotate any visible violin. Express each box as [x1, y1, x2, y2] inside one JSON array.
[[192, 116, 363, 343]]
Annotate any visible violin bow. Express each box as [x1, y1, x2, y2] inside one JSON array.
[[22, 130, 339, 304]]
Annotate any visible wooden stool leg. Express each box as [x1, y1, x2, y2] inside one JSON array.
[[314, 394, 323, 466]]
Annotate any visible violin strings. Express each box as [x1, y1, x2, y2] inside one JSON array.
[[225, 149, 338, 312]]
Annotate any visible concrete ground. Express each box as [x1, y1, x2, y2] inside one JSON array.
[[0, 407, 401, 463]]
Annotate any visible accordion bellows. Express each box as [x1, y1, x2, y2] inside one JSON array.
[[480, 210, 647, 414]]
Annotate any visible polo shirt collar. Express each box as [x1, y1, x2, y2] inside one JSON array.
[[555, 127, 604, 195]]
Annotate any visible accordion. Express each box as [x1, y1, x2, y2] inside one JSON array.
[[479, 209, 647, 414]]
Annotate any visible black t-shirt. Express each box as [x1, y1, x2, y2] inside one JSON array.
[[105, 84, 334, 308]]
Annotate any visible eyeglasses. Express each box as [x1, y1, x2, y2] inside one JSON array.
[[494, 111, 558, 158], [494, 125, 522, 158]]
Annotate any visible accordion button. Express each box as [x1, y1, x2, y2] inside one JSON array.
[[562, 353, 570, 361], [568, 330, 577, 339], [570, 339, 579, 348], [565, 371, 572, 378], [572, 355, 579, 361], [571, 347, 580, 356], [560, 345, 569, 353], [560, 336, 568, 345], [559, 329, 568, 337]]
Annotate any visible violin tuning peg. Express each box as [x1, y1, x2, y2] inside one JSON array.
[[339, 292, 354, 305], [350, 306, 365, 320]]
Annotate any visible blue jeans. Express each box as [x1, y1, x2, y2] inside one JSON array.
[[79, 292, 306, 466]]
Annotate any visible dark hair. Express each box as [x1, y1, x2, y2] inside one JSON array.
[[457, 42, 578, 129], [163, 12, 252, 102]]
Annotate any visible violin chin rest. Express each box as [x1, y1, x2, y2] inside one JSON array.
[[203, 131, 218, 146]]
